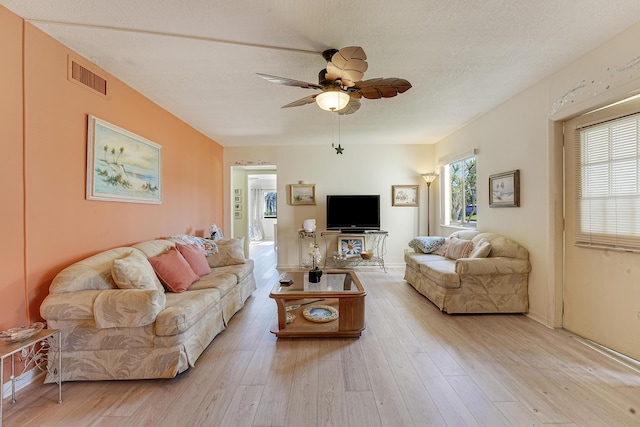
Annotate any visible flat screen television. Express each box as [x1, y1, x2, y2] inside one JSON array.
[[326, 195, 380, 232]]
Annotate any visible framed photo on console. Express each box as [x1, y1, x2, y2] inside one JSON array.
[[339, 236, 365, 257]]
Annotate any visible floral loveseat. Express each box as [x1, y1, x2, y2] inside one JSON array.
[[40, 236, 255, 382], [404, 230, 530, 313]]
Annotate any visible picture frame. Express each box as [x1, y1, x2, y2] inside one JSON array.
[[233, 195, 242, 203], [290, 184, 316, 205], [339, 236, 365, 258], [234, 211, 242, 219], [234, 203, 242, 211], [86, 115, 161, 204], [489, 169, 520, 207], [234, 189, 242, 196], [392, 185, 419, 206]]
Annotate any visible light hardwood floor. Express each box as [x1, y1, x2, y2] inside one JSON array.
[[4, 241, 640, 426]]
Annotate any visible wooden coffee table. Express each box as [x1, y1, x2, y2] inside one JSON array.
[[269, 270, 366, 338]]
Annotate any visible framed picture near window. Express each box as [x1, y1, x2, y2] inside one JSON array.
[[339, 236, 365, 258], [489, 169, 520, 207], [234, 203, 242, 211], [392, 185, 419, 206], [290, 184, 316, 205], [234, 196, 242, 203]]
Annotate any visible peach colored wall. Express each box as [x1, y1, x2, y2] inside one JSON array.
[[1, 7, 224, 334], [0, 8, 27, 329]]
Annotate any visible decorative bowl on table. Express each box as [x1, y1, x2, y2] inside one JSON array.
[[0, 322, 45, 343], [360, 250, 373, 260], [302, 305, 338, 323]]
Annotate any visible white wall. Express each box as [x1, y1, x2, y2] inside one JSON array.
[[434, 21, 640, 344], [225, 144, 436, 269]]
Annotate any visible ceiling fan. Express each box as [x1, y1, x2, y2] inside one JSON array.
[[257, 46, 412, 115]]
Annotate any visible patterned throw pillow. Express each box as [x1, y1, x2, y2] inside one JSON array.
[[111, 250, 163, 291], [444, 237, 475, 260], [408, 236, 446, 253], [207, 237, 247, 268]]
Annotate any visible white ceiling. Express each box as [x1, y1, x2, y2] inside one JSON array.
[[3, 1, 640, 147]]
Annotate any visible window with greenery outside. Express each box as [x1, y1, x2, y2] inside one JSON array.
[[449, 156, 476, 226]]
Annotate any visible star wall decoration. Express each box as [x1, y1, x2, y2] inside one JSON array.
[[333, 144, 344, 154]]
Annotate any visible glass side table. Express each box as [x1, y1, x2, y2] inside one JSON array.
[[0, 329, 62, 427]]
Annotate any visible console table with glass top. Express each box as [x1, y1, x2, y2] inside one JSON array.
[[0, 329, 62, 427], [321, 230, 388, 271]]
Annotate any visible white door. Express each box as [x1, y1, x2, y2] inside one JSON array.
[[563, 98, 640, 361]]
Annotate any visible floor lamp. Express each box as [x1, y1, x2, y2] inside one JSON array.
[[420, 173, 438, 235]]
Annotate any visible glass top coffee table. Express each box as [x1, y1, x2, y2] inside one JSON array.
[[269, 270, 366, 338]]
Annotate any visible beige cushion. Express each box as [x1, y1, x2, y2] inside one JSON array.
[[469, 239, 491, 258], [445, 237, 474, 259], [111, 250, 163, 291], [155, 289, 221, 336], [207, 237, 246, 267], [94, 289, 166, 329]]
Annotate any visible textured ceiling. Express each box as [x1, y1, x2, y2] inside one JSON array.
[[3, 0, 640, 147]]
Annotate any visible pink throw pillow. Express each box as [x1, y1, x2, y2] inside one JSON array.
[[444, 237, 475, 260], [148, 247, 199, 292], [176, 243, 212, 276]]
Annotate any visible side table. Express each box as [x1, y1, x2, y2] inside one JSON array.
[[1, 329, 62, 427]]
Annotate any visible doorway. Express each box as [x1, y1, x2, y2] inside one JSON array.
[[231, 166, 277, 255]]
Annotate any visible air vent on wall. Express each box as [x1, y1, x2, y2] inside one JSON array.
[[70, 60, 107, 96]]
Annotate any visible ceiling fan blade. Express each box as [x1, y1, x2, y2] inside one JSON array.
[[281, 94, 318, 108], [256, 73, 322, 90], [354, 78, 412, 99], [325, 46, 368, 87]]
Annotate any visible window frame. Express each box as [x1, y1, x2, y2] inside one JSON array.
[[441, 153, 477, 228]]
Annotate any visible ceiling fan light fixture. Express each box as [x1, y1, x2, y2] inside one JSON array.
[[315, 91, 350, 111]]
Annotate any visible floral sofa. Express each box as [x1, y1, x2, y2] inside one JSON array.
[[404, 230, 530, 313], [40, 236, 256, 382]]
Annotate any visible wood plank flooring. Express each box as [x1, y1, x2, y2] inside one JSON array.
[[3, 241, 640, 426]]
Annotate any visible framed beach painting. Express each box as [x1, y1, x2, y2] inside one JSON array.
[[290, 184, 316, 205], [489, 169, 520, 207], [86, 116, 162, 204]]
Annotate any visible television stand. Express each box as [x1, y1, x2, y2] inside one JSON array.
[[320, 230, 388, 272]]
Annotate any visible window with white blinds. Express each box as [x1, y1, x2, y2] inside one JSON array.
[[575, 112, 640, 249]]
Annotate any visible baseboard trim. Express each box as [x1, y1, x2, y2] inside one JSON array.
[[566, 331, 640, 374], [2, 368, 44, 401]]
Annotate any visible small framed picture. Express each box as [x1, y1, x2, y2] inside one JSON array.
[[234, 196, 242, 203], [234, 189, 242, 196], [234, 211, 242, 219], [339, 236, 365, 258], [489, 169, 520, 207], [392, 185, 419, 206], [290, 184, 316, 205], [234, 203, 242, 211]]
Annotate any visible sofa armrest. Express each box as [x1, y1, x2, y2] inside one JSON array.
[[40, 290, 103, 321], [455, 257, 531, 275], [93, 289, 166, 329]]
